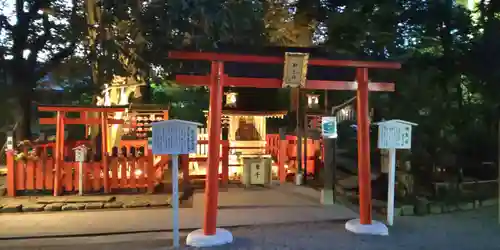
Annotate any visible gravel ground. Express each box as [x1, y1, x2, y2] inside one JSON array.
[[5, 206, 500, 250]]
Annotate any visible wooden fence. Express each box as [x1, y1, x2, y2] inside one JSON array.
[[6, 152, 156, 197], [7, 134, 323, 197]]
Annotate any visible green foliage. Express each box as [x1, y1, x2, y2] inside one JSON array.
[[151, 80, 208, 123]]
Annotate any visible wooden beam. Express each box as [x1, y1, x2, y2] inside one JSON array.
[[169, 51, 282, 64], [306, 80, 395, 92], [175, 75, 395, 92], [168, 51, 401, 69], [308, 59, 401, 69], [39, 118, 124, 125]]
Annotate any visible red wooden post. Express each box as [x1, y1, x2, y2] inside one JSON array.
[[6, 150, 15, 196], [60, 113, 66, 161], [15, 160, 25, 191], [279, 139, 288, 183], [109, 157, 117, 189], [84, 111, 88, 138], [63, 162, 73, 191], [204, 61, 224, 236], [221, 140, 229, 186], [119, 157, 127, 188], [101, 112, 110, 193], [181, 154, 190, 184], [356, 68, 372, 224], [147, 153, 155, 194], [54, 111, 63, 196], [35, 159, 44, 189], [129, 159, 137, 188], [26, 160, 35, 190], [313, 139, 320, 174], [45, 158, 54, 189]]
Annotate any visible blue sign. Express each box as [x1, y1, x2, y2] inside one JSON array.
[[321, 116, 338, 138]]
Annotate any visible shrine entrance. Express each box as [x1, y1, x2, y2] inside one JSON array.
[[168, 48, 401, 240]]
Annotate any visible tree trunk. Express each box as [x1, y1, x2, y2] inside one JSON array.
[[18, 90, 33, 140], [14, 74, 35, 140]]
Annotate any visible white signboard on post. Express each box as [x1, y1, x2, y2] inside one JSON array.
[[152, 120, 201, 155], [375, 119, 417, 227], [72, 145, 88, 196], [6, 132, 13, 151], [321, 116, 338, 139], [282, 52, 309, 88], [151, 119, 202, 248], [377, 119, 416, 149]]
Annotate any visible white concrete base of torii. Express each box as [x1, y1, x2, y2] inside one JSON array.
[[186, 228, 233, 248], [345, 219, 389, 236]]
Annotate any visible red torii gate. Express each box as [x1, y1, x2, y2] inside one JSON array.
[[37, 105, 127, 196], [168, 50, 401, 244]]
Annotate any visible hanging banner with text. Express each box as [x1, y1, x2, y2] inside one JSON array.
[[282, 52, 309, 88]]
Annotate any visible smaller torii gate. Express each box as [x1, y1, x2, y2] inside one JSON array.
[[37, 104, 127, 195], [169, 49, 401, 246]]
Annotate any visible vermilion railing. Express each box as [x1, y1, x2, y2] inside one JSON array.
[[6, 152, 155, 197], [7, 135, 322, 196]]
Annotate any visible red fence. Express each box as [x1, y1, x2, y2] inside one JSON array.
[[265, 134, 321, 175], [7, 135, 322, 197], [6, 152, 156, 197], [33, 139, 150, 159], [266, 134, 280, 156]]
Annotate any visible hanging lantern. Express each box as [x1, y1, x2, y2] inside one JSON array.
[[225, 92, 238, 107], [307, 94, 319, 109]]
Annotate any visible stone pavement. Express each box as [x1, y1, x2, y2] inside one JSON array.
[[0, 185, 357, 239], [0, 193, 181, 213], [3, 206, 499, 250]]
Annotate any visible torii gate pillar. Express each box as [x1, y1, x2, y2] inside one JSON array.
[[186, 61, 234, 247], [345, 68, 389, 236]]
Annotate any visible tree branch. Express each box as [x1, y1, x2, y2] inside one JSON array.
[[35, 42, 76, 81], [34, 0, 79, 81], [12, 0, 44, 60], [0, 14, 12, 30], [28, 13, 51, 65]]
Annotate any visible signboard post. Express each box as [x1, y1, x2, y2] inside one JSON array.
[[321, 117, 338, 205], [73, 145, 88, 196], [152, 119, 202, 248], [375, 119, 417, 226]]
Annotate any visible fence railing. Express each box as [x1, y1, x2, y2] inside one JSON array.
[[6, 152, 156, 197], [7, 134, 323, 196]]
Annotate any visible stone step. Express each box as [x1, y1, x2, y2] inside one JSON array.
[[36, 196, 116, 204]]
